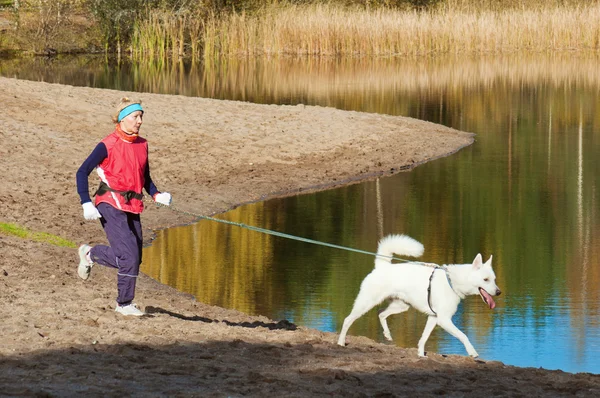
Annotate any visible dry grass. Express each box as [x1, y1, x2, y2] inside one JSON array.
[[3, 1, 600, 58], [202, 2, 600, 58]]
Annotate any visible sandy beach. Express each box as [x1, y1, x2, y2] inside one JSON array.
[[1, 76, 599, 397]]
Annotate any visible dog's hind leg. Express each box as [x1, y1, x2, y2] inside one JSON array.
[[337, 304, 375, 346], [417, 316, 438, 357], [337, 282, 387, 346], [379, 300, 410, 341], [436, 317, 479, 358]]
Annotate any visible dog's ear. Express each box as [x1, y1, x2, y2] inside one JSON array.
[[472, 253, 483, 269], [485, 255, 493, 266]]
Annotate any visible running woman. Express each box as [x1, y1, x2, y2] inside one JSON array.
[[76, 97, 172, 316]]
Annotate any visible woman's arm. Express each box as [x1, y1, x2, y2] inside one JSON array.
[[76, 143, 107, 204], [144, 163, 159, 198]]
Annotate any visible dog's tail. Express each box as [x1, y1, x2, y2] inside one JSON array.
[[376, 234, 424, 265]]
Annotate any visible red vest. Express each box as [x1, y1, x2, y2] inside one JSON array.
[[94, 131, 148, 214]]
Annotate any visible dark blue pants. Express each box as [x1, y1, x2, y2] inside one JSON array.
[[89, 202, 142, 306]]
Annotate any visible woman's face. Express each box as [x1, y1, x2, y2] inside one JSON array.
[[119, 111, 143, 135]]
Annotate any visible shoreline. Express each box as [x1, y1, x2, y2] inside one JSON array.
[[1, 76, 599, 396]]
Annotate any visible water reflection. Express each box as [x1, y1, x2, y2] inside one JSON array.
[[3, 53, 600, 114], [3, 53, 600, 373]]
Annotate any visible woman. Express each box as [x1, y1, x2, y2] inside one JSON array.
[[76, 98, 171, 316]]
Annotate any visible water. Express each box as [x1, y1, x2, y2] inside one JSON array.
[[3, 53, 599, 374]]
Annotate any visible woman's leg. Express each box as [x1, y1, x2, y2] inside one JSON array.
[[89, 203, 142, 305], [117, 211, 142, 305]]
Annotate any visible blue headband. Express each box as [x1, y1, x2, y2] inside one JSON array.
[[117, 103, 144, 122]]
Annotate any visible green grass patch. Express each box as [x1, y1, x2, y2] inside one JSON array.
[[0, 222, 77, 248]]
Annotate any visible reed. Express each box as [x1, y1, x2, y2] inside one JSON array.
[[202, 2, 600, 58], [188, 16, 204, 60], [131, 11, 188, 61]]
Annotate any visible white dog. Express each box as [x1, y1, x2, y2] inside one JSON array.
[[337, 234, 501, 358]]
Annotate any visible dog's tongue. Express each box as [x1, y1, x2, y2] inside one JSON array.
[[479, 288, 496, 309]]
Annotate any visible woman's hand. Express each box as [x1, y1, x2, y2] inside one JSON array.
[[82, 202, 102, 220], [154, 192, 172, 206]]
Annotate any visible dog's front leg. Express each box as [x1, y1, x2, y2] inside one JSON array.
[[417, 316, 437, 357], [436, 317, 479, 357]]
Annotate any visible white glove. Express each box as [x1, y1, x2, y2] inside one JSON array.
[[154, 192, 172, 206], [82, 202, 102, 220]]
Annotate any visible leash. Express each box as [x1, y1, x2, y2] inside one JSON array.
[[150, 199, 437, 265], [149, 202, 458, 308], [152, 199, 461, 314]]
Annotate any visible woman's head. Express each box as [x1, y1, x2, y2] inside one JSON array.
[[112, 98, 144, 138]]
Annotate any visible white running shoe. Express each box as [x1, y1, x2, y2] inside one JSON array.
[[77, 244, 93, 280], [115, 303, 145, 316]]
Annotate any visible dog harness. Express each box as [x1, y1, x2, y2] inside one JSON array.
[[427, 265, 456, 316]]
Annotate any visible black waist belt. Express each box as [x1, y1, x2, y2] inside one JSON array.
[[94, 181, 143, 203]]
